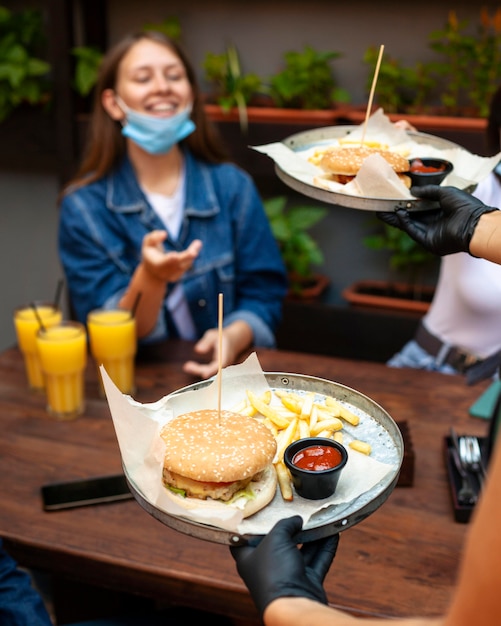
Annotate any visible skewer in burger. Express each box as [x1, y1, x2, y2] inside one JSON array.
[[318, 145, 411, 187], [160, 409, 277, 517]]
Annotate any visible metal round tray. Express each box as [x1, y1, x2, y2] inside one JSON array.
[[275, 125, 467, 212], [125, 372, 403, 545]]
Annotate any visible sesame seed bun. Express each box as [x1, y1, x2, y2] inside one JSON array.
[[160, 409, 277, 518], [319, 145, 410, 178]]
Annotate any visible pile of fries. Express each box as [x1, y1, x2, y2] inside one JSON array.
[[231, 389, 372, 502]]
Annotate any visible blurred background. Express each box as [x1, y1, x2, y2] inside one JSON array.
[[1, 0, 498, 350]]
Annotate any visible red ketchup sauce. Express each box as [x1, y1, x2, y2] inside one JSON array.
[[292, 445, 342, 471], [410, 159, 445, 173]]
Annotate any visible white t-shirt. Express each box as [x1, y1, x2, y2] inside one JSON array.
[[423, 172, 501, 358], [144, 168, 197, 340]]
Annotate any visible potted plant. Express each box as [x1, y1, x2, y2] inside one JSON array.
[[342, 221, 439, 314], [203, 43, 350, 128], [263, 195, 329, 300], [202, 42, 264, 131], [339, 8, 501, 144], [0, 5, 52, 122], [268, 45, 350, 111]]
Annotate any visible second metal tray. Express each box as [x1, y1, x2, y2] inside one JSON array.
[[275, 125, 470, 212]]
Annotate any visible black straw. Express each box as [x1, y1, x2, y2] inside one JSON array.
[[131, 291, 142, 318], [53, 278, 64, 310], [31, 302, 46, 332]]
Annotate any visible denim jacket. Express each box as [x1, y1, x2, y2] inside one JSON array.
[[0, 539, 52, 625], [59, 151, 288, 346]]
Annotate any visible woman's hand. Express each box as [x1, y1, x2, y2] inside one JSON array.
[[183, 320, 253, 379], [142, 230, 202, 283]]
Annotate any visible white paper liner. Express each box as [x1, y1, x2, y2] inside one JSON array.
[[102, 353, 397, 535], [253, 108, 501, 200]]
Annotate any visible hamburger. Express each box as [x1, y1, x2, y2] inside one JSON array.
[[318, 145, 411, 186], [160, 409, 277, 518]]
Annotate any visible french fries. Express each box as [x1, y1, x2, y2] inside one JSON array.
[[275, 461, 293, 501], [231, 388, 372, 502], [246, 390, 292, 429], [230, 390, 272, 416], [349, 440, 372, 455], [325, 396, 360, 426]]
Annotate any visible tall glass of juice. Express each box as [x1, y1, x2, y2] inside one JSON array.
[[13, 302, 63, 390], [87, 309, 137, 395], [36, 321, 87, 420]]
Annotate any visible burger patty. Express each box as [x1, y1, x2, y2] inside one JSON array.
[[163, 468, 260, 501]]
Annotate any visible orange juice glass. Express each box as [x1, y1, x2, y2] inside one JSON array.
[[13, 302, 63, 390], [87, 309, 136, 395], [36, 321, 87, 420]]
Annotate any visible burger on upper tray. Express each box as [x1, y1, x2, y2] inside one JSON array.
[[318, 145, 411, 187]]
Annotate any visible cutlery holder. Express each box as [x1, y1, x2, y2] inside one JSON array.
[[444, 436, 486, 523]]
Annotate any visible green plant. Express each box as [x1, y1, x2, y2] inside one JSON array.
[[364, 8, 501, 117], [71, 17, 182, 98], [72, 45, 103, 97], [203, 43, 262, 130], [428, 8, 501, 117], [363, 47, 435, 114], [363, 221, 437, 295], [269, 45, 350, 110], [263, 196, 327, 294], [0, 5, 51, 122]]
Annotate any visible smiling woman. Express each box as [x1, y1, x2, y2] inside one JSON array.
[[57, 31, 288, 381]]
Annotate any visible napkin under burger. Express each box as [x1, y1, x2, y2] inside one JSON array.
[[319, 145, 411, 187], [160, 409, 277, 517]]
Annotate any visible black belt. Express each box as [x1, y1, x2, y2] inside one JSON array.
[[415, 323, 483, 374]]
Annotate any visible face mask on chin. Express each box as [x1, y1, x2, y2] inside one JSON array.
[[115, 96, 196, 155]]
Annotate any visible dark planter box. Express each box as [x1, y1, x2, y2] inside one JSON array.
[[276, 300, 420, 363], [342, 280, 435, 315]]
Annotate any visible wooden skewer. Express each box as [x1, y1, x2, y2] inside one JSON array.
[[361, 44, 384, 146], [217, 292, 223, 423]]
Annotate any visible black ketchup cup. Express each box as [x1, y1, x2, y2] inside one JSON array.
[[284, 437, 348, 500], [408, 157, 453, 187]]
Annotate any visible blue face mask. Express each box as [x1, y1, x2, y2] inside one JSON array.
[[116, 97, 196, 154]]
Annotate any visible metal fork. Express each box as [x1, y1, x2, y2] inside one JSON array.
[[459, 436, 486, 487]]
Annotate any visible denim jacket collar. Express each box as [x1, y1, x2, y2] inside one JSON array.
[[105, 151, 221, 221]]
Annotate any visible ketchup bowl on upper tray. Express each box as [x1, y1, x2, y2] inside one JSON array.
[[408, 157, 453, 187], [284, 437, 348, 500]]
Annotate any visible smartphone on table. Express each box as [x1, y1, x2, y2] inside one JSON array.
[[41, 474, 133, 511]]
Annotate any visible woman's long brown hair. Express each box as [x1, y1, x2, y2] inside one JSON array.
[[60, 31, 229, 199]]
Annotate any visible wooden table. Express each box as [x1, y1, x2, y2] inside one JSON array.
[[0, 341, 491, 624]]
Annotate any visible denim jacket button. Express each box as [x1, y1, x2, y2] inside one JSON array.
[[198, 299, 207, 308]]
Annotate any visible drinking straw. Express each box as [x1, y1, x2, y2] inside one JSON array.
[[217, 293, 223, 422], [53, 278, 64, 310], [361, 44, 384, 146], [30, 302, 46, 332], [131, 291, 142, 318]]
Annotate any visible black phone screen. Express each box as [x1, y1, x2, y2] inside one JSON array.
[[41, 474, 133, 510]]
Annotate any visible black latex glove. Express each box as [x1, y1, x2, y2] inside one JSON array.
[[377, 185, 498, 256], [230, 515, 339, 618]]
